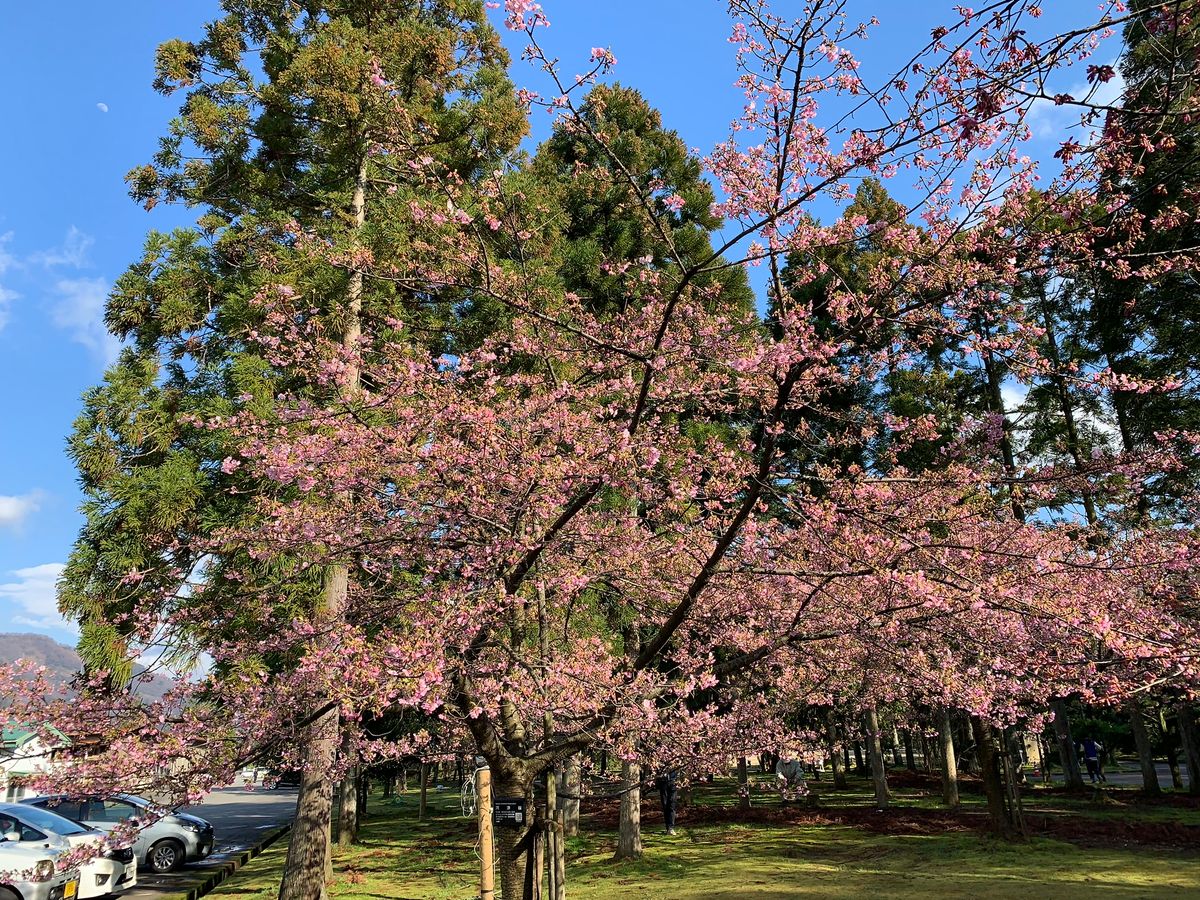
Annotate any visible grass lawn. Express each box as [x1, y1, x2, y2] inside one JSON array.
[[209, 774, 1200, 899]]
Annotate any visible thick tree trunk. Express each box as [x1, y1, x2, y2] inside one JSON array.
[[491, 776, 534, 900], [614, 760, 642, 860], [1178, 704, 1200, 795], [279, 567, 350, 900], [937, 708, 959, 808], [903, 729, 916, 772], [337, 766, 359, 846], [863, 706, 889, 809], [560, 754, 581, 837], [1051, 699, 1084, 790], [973, 717, 1017, 838], [852, 741, 864, 772], [1128, 701, 1161, 795]]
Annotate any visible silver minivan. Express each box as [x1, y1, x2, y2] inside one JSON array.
[[21, 796, 212, 875]]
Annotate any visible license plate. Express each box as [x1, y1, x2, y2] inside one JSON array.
[[64, 880, 78, 900]]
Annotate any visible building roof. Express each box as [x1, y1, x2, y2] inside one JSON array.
[[0, 725, 68, 755]]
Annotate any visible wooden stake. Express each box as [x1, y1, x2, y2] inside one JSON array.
[[479, 765, 495, 900]]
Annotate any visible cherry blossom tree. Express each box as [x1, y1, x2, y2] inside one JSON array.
[[7, 1, 1200, 896]]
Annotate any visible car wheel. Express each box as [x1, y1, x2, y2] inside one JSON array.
[[148, 838, 185, 873], [0, 888, 18, 900]]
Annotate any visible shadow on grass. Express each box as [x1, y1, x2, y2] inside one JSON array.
[[208, 780, 1200, 900]]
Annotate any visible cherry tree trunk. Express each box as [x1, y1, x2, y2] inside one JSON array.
[[826, 721, 847, 789], [560, 754, 581, 837], [972, 717, 1018, 839], [1161, 708, 1185, 789], [337, 766, 359, 846], [890, 726, 904, 768], [902, 730, 916, 772], [614, 760, 642, 860], [491, 776, 535, 900], [1050, 699, 1084, 790], [863, 706, 889, 810], [937, 708, 959, 808], [1178, 704, 1200, 795], [1127, 701, 1161, 795]]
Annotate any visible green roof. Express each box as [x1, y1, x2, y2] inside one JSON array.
[[1, 725, 69, 753]]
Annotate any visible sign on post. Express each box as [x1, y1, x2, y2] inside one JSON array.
[[492, 796, 527, 828]]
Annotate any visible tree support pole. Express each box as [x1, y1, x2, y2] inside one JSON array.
[[479, 766, 495, 900]]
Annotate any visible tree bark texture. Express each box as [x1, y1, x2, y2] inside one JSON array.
[[1051, 699, 1084, 790], [614, 760, 642, 860], [826, 720, 847, 789], [1128, 701, 1161, 795], [864, 706, 889, 809], [1178, 704, 1200, 795], [938, 708, 960, 808], [972, 716, 1018, 838], [560, 754, 581, 837], [337, 766, 359, 846]]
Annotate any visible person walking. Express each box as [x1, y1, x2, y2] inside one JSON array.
[[655, 769, 678, 835], [1080, 737, 1107, 783]]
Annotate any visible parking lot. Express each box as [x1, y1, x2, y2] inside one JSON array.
[[119, 786, 296, 899]]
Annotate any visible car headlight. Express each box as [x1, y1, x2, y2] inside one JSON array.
[[186, 822, 205, 833], [34, 859, 55, 882]]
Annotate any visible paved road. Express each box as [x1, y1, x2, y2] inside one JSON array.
[[120, 786, 297, 899], [1035, 761, 1190, 789]]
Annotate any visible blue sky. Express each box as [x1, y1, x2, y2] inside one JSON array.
[[0, 1, 1109, 644]]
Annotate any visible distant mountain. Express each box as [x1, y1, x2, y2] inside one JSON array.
[[0, 633, 81, 675], [0, 632, 173, 701]]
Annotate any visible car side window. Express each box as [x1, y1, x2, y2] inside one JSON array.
[[94, 800, 139, 824], [0, 814, 45, 842], [44, 799, 85, 821]]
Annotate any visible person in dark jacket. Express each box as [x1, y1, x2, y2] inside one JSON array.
[[655, 770, 677, 834], [1080, 737, 1107, 783]]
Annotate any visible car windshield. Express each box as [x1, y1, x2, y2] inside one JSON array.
[[13, 806, 91, 836]]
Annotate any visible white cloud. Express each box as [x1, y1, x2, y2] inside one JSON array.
[[31, 226, 94, 269], [52, 276, 120, 364], [1026, 65, 1126, 143], [96, 102, 109, 114], [0, 492, 41, 529], [1000, 382, 1029, 416], [0, 563, 75, 636]]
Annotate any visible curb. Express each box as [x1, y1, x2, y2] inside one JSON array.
[[182, 823, 292, 900]]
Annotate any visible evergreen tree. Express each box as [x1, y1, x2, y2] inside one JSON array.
[[62, 3, 524, 896]]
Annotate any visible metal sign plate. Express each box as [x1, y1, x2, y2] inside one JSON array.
[[492, 797, 526, 828]]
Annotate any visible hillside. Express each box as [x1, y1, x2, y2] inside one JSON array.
[[0, 632, 173, 700]]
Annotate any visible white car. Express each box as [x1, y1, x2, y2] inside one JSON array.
[[0, 838, 79, 900], [0, 805, 133, 898]]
